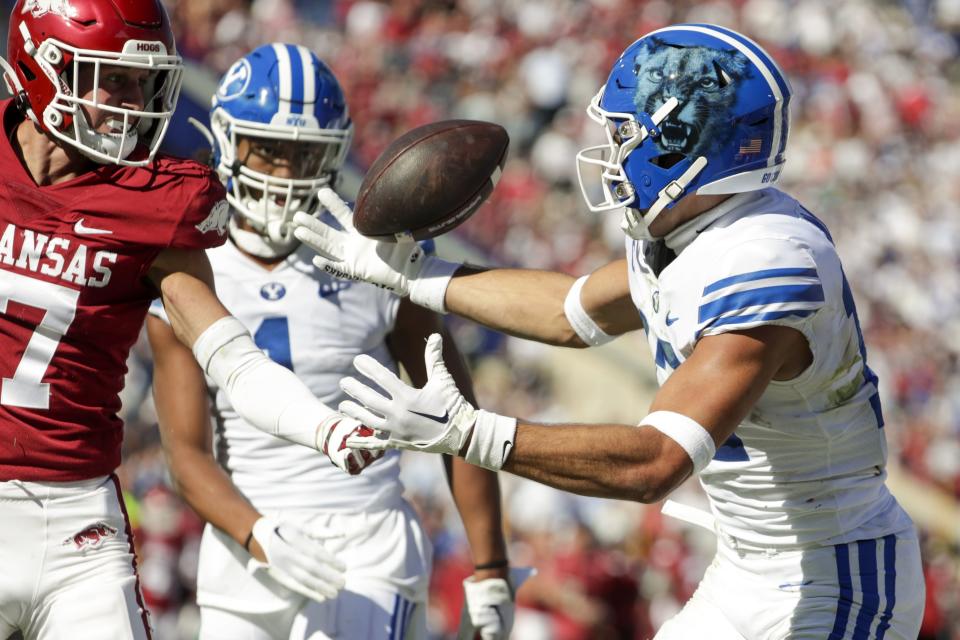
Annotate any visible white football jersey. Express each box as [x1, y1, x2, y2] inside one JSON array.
[[152, 240, 404, 513], [627, 188, 914, 547]]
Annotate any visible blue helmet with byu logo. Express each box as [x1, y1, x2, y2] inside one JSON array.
[[576, 24, 791, 240], [210, 43, 353, 258]]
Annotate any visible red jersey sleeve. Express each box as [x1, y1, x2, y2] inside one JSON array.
[[166, 162, 229, 251]]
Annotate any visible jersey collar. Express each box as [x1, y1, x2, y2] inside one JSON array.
[[663, 190, 768, 254]]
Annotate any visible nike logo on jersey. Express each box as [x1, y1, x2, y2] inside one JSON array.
[[74, 218, 113, 235], [410, 409, 449, 424], [665, 313, 679, 326]]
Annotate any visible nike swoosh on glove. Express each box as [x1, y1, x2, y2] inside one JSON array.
[[457, 567, 537, 640], [337, 333, 478, 455], [319, 415, 383, 475], [248, 516, 345, 602]]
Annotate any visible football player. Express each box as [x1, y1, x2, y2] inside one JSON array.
[[294, 24, 925, 639], [146, 44, 519, 639], [0, 2, 372, 638]]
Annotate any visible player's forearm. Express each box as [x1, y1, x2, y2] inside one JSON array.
[[446, 456, 509, 577], [502, 422, 690, 503], [165, 446, 261, 550], [445, 267, 586, 347]]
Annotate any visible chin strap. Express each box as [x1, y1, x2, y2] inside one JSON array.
[[0, 54, 39, 126], [622, 156, 709, 240], [228, 217, 298, 259]]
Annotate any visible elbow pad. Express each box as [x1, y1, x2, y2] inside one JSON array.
[[192, 316, 335, 449]]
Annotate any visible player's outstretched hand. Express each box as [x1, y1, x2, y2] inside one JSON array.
[[292, 188, 425, 296], [338, 333, 478, 455], [318, 415, 384, 475], [457, 567, 537, 640], [249, 516, 345, 602]]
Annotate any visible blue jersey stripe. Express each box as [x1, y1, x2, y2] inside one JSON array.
[[703, 267, 819, 295], [714, 433, 749, 461], [875, 535, 897, 639], [853, 539, 881, 639], [829, 543, 854, 639], [701, 309, 815, 335], [698, 283, 824, 323], [403, 600, 410, 639], [286, 44, 305, 112], [388, 594, 401, 640], [655, 339, 681, 370]]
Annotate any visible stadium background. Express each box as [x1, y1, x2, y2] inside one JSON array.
[[2, 0, 960, 637]]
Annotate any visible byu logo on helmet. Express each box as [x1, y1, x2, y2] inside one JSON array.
[[218, 58, 252, 101], [576, 24, 791, 241], [208, 43, 354, 260]]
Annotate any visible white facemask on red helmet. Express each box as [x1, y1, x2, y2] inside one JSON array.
[[1, 0, 183, 165]]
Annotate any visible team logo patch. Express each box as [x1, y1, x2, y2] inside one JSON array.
[[196, 200, 229, 236], [64, 522, 118, 550], [217, 58, 252, 101], [260, 282, 286, 300], [22, 0, 77, 18]]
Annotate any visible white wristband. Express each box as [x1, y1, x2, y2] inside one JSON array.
[[408, 255, 461, 314], [463, 410, 518, 471], [563, 275, 614, 347], [640, 410, 716, 474], [192, 316, 336, 449]]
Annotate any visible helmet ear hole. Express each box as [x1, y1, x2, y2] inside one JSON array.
[[17, 61, 36, 82], [651, 153, 685, 169]]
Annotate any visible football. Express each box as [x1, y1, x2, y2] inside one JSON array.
[[353, 120, 509, 241]]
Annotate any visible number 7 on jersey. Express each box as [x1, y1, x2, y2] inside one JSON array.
[[0, 272, 80, 409]]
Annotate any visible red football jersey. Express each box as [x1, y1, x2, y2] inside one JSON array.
[[0, 99, 228, 481]]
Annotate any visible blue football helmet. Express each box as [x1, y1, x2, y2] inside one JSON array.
[[576, 24, 791, 240], [210, 43, 353, 257]]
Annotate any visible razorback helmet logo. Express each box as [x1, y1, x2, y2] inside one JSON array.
[[21, 0, 78, 18]]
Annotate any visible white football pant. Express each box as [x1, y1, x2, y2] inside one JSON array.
[[655, 528, 924, 640], [197, 500, 432, 639], [0, 475, 151, 639]]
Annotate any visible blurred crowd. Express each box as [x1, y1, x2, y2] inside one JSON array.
[[79, 0, 960, 637]]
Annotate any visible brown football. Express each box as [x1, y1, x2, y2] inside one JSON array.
[[353, 120, 509, 241]]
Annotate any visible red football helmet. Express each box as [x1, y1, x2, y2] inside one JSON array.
[[1, 0, 183, 165]]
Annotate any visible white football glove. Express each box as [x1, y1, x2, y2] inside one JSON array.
[[292, 188, 460, 313], [318, 415, 383, 475], [338, 333, 518, 471], [338, 333, 477, 455], [457, 567, 536, 640], [248, 516, 345, 602]]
